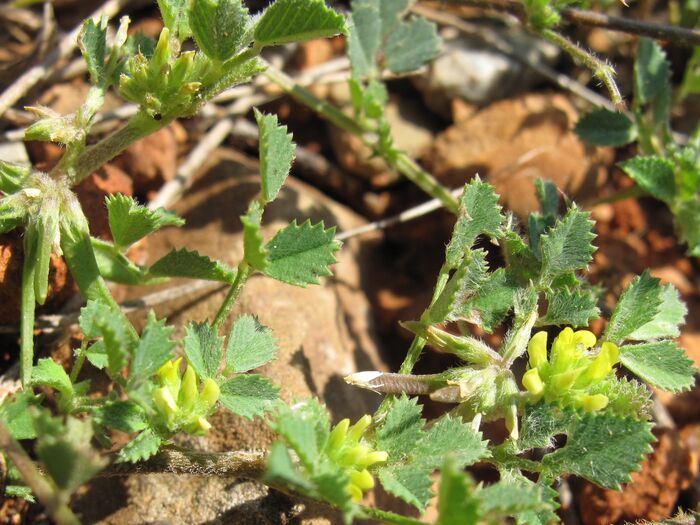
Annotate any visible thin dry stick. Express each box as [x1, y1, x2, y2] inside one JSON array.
[[0, 0, 133, 116], [336, 187, 464, 242], [455, 0, 700, 46], [411, 4, 617, 112]]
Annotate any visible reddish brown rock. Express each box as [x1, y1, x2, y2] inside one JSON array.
[[426, 93, 611, 218]]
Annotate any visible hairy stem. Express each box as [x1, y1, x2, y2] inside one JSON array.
[[69, 111, 164, 185], [0, 423, 81, 525], [263, 63, 458, 212], [212, 262, 252, 330], [20, 252, 36, 386], [542, 29, 623, 109], [361, 506, 427, 525]]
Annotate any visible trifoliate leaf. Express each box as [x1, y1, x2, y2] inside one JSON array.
[[117, 428, 162, 463], [254, 0, 347, 47], [225, 314, 277, 373], [619, 156, 676, 203], [620, 341, 696, 392], [377, 395, 424, 458], [436, 458, 480, 525], [414, 416, 489, 469], [183, 322, 224, 379], [30, 358, 73, 399], [605, 270, 663, 344], [446, 178, 503, 269], [270, 398, 330, 469], [541, 412, 654, 489], [430, 249, 489, 323], [79, 18, 108, 84], [219, 374, 279, 419], [107, 194, 184, 250], [675, 200, 700, 257], [255, 109, 295, 205], [92, 238, 154, 285], [189, 0, 249, 61], [0, 161, 31, 194], [79, 300, 132, 378], [157, 0, 192, 40], [148, 248, 236, 282], [574, 109, 638, 147], [378, 464, 433, 511], [635, 38, 671, 105], [34, 415, 106, 494], [540, 207, 595, 281], [0, 391, 38, 440], [241, 201, 268, 271], [627, 284, 686, 340], [95, 401, 148, 433], [264, 220, 341, 286], [132, 311, 176, 381], [385, 17, 440, 74], [538, 288, 600, 328], [347, 0, 439, 77]]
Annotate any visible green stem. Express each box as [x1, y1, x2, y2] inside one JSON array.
[[361, 506, 427, 525], [582, 185, 647, 207], [212, 263, 252, 330], [0, 423, 82, 525], [69, 339, 89, 384], [69, 111, 164, 185], [59, 195, 138, 343], [20, 253, 36, 386], [263, 63, 458, 212], [542, 29, 623, 109]]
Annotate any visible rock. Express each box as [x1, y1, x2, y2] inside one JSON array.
[[413, 26, 559, 117], [329, 96, 440, 187], [74, 149, 387, 524], [293, 38, 335, 70], [426, 93, 610, 218], [577, 429, 693, 525]]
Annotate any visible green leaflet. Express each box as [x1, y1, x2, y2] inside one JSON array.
[[635, 38, 671, 105], [254, 0, 347, 47], [264, 220, 341, 287], [225, 314, 277, 373], [131, 311, 177, 381], [183, 322, 224, 379], [106, 194, 184, 250], [605, 270, 664, 344], [117, 428, 162, 463], [574, 108, 638, 147], [619, 341, 696, 392], [619, 156, 676, 204], [148, 248, 236, 282], [79, 18, 108, 84], [537, 288, 600, 328], [255, 109, 295, 205], [539, 207, 596, 282], [241, 202, 268, 271], [30, 359, 73, 399], [218, 374, 279, 419], [189, 0, 249, 61]]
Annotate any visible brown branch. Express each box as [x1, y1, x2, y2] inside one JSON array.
[[452, 0, 700, 46], [101, 447, 267, 478]]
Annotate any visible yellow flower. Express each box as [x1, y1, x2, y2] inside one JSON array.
[[523, 329, 619, 412]]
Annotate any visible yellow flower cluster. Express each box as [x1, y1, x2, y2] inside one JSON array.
[[153, 358, 220, 435], [522, 328, 619, 412], [325, 415, 388, 502]]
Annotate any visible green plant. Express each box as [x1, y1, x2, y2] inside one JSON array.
[[0, 1, 697, 525], [575, 37, 700, 256]]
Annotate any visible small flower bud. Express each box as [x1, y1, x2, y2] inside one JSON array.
[[573, 330, 597, 348], [363, 450, 389, 466], [347, 484, 363, 502], [349, 469, 375, 491], [505, 403, 519, 441], [178, 365, 198, 412], [199, 378, 220, 411], [581, 394, 609, 411], [347, 415, 372, 443], [153, 386, 178, 419], [327, 419, 350, 451]]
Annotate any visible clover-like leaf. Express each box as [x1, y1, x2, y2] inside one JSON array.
[[219, 374, 279, 419]]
